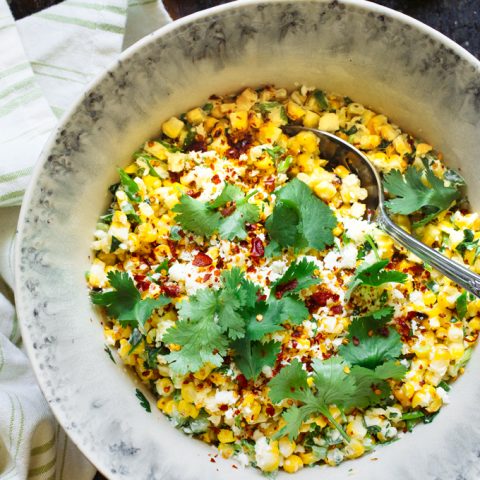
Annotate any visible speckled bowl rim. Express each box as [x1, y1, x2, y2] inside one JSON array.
[[15, 0, 480, 478]]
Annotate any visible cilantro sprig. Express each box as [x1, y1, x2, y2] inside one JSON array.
[[91, 271, 170, 328], [164, 260, 320, 378], [265, 178, 337, 251], [173, 183, 260, 240], [268, 307, 407, 441], [383, 164, 461, 227], [346, 259, 407, 300]]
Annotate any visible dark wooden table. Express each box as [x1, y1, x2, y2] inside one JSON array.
[[8, 0, 479, 478]]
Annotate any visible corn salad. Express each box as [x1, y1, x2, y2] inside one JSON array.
[[88, 85, 480, 473]]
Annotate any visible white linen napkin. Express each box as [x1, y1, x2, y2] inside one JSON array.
[[0, 1, 171, 478]]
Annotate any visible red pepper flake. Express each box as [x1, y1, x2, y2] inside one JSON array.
[[352, 336, 360, 346], [232, 465, 238, 470], [226, 134, 252, 159], [193, 252, 213, 267], [236, 374, 248, 390], [216, 257, 224, 270], [162, 283, 181, 297], [275, 279, 298, 299], [311, 287, 340, 307], [330, 304, 343, 315], [264, 176, 276, 193], [186, 137, 207, 152], [169, 172, 180, 183], [257, 293, 267, 302], [211, 174, 221, 185], [203, 273, 212, 283], [251, 236, 264, 257], [266, 404, 275, 416], [220, 204, 236, 217], [186, 190, 201, 198], [210, 458, 216, 463], [166, 239, 177, 258], [219, 404, 228, 412]]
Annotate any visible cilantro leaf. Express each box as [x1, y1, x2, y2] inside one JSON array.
[[384, 165, 460, 227], [173, 183, 259, 240], [118, 169, 141, 203], [456, 291, 467, 319], [266, 178, 337, 251], [276, 404, 318, 441], [135, 388, 151, 412], [346, 259, 407, 300], [233, 339, 281, 380], [172, 195, 221, 236], [339, 307, 402, 369], [91, 271, 170, 327], [268, 359, 309, 403], [246, 296, 309, 341], [313, 89, 329, 110], [271, 258, 320, 297]]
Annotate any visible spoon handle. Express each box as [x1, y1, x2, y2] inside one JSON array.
[[378, 210, 480, 298]]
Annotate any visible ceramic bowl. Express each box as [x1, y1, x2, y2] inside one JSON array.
[[16, 1, 480, 479]]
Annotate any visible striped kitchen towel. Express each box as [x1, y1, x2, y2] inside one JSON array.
[[0, 1, 171, 479]]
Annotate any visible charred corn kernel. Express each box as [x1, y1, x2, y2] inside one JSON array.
[[380, 123, 400, 141], [416, 143, 432, 155], [283, 455, 303, 474], [296, 131, 319, 153], [118, 339, 135, 365], [156, 396, 171, 410], [218, 443, 235, 459], [229, 111, 249, 131], [194, 362, 215, 380], [203, 116, 218, 132], [299, 452, 317, 465], [236, 87, 258, 110], [278, 437, 296, 458], [209, 372, 227, 385], [345, 439, 365, 459], [162, 116, 184, 139], [297, 153, 315, 173], [334, 165, 350, 178], [403, 382, 416, 400], [318, 112, 339, 132], [258, 123, 282, 143], [449, 343, 465, 360], [303, 110, 320, 128], [256, 157, 274, 170], [220, 102, 236, 113], [156, 378, 174, 397], [217, 429, 235, 443], [186, 107, 206, 125], [181, 382, 197, 403], [178, 400, 199, 419], [369, 114, 388, 132], [286, 100, 306, 120]]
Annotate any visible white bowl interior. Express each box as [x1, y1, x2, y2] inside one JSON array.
[[16, 1, 480, 479]]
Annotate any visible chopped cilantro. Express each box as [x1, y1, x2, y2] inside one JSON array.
[[264, 145, 285, 161], [170, 225, 182, 240], [277, 155, 293, 173], [135, 388, 151, 412], [265, 178, 337, 251], [121, 202, 141, 224], [91, 271, 170, 328], [173, 183, 260, 240], [346, 259, 407, 300], [110, 236, 121, 253], [155, 259, 170, 274], [444, 168, 466, 186], [270, 258, 319, 297], [203, 102, 214, 114], [313, 89, 329, 110], [118, 168, 141, 203], [456, 229, 480, 260], [456, 291, 468, 319], [158, 139, 182, 153], [104, 345, 116, 363], [383, 164, 461, 227]]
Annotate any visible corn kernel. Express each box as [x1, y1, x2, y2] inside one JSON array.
[[345, 438, 365, 459], [217, 429, 235, 443], [299, 452, 317, 465], [334, 165, 350, 178], [303, 110, 320, 128], [156, 378, 174, 397], [186, 107, 206, 125], [181, 382, 197, 403], [449, 343, 465, 360], [218, 443, 235, 459], [162, 117, 185, 139], [279, 437, 296, 458], [286, 101, 306, 120], [283, 455, 303, 474], [469, 318, 480, 331], [193, 362, 215, 380], [416, 143, 433, 155], [178, 399, 199, 418], [318, 112, 339, 132], [229, 111, 249, 131]]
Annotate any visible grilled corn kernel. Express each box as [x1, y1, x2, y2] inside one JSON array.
[[162, 117, 185, 139], [286, 101, 306, 120], [255, 439, 280, 472], [229, 111, 249, 131], [303, 110, 320, 128], [299, 452, 317, 465], [181, 382, 197, 403], [178, 400, 199, 418], [345, 439, 365, 459], [318, 113, 339, 132], [193, 362, 215, 380], [186, 107, 206, 125], [449, 343, 465, 360], [156, 378, 174, 397], [218, 443, 235, 458]]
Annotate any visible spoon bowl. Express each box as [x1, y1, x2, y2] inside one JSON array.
[[283, 125, 480, 297]]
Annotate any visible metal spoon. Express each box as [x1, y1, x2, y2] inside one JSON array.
[[283, 125, 480, 298]]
